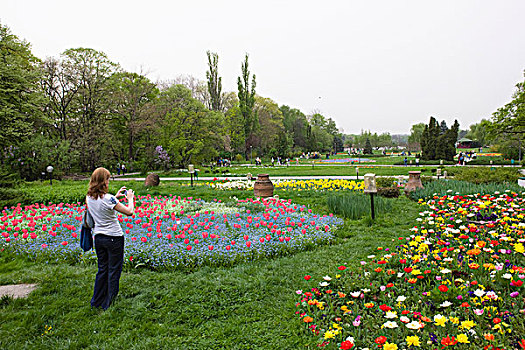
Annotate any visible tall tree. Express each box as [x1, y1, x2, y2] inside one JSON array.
[[0, 23, 44, 149], [206, 51, 223, 112], [465, 119, 491, 146], [490, 70, 525, 157], [225, 106, 245, 156], [41, 57, 80, 140], [158, 84, 219, 167], [61, 48, 120, 170], [254, 96, 285, 154], [421, 117, 458, 161], [490, 70, 525, 136], [280, 105, 309, 152], [363, 138, 373, 154], [237, 54, 257, 158], [110, 72, 158, 162], [420, 117, 440, 160], [408, 123, 426, 151]]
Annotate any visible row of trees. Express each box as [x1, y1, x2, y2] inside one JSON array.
[[0, 24, 344, 179], [345, 131, 394, 149]]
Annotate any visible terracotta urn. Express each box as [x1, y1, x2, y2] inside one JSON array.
[[254, 174, 274, 198], [404, 171, 424, 193]]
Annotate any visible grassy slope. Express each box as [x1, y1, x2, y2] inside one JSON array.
[[0, 189, 420, 350]]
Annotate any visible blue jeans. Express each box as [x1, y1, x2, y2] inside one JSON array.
[[91, 234, 124, 310]]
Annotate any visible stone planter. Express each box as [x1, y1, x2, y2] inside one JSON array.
[[519, 177, 525, 188], [144, 173, 160, 187], [254, 174, 274, 198], [404, 171, 424, 193]]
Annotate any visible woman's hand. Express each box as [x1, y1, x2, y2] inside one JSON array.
[[126, 189, 135, 201], [115, 186, 127, 198]]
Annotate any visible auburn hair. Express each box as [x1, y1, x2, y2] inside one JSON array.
[[87, 167, 110, 200]]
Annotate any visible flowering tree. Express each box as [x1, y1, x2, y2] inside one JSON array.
[[153, 145, 170, 170]]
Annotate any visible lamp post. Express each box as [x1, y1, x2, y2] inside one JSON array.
[[364, 173, 377, 220], [188, 164, 195, 188], [356, 167, 359, 180], [46, 165, 54, 185], [250, 146, 253, 164]]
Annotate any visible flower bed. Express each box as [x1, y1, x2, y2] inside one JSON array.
[[295, 190, 525, 349], [276, 179, 364, 192], [206, 179, 364, 192], [0, 196, 343, 270]]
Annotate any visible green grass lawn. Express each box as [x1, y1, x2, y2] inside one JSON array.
[[0, 186, 421, 349], [126, 165, 437, 178]]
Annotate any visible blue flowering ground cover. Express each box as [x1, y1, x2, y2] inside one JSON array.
[[0, 196, 343, 270]]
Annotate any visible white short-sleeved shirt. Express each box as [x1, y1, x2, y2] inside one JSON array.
[[86, 193, 123, 237]]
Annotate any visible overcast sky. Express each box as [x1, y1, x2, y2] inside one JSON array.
[[2, 0, 525, 134]]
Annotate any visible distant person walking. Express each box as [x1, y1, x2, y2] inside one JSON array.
[[404, 157, 408, 167], [121, 163, 126, 175], [87, 167, 134, 310], [415, 157, 420, 167]]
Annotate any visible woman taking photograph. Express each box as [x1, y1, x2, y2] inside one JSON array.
[[86, 167, 134, 310]]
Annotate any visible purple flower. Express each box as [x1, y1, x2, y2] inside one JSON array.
[[510, 292, 519, 298]]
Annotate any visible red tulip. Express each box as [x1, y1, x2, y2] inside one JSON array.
[[438, 285, 448, 293]]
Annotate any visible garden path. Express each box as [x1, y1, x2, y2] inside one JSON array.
[[0, 284, 37, 299]]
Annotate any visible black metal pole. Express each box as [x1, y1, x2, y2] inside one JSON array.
[[191, 173, 193, 187], [370, 193, 375, 220], [49, 173, 52, 186]]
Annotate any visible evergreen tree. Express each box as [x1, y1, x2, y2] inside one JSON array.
[[421, 117, 459, 161], [363, 138, 373, 154], [421, 117, 439, 160]]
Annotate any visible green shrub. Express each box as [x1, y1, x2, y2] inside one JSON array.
[[376, 177, 397, 188], [327, 192, 393, 220], [377, 187, 400, 198], [17, 182, 87, 205], [235, 154, 244, 162], [467, 157, 513, 165], [450, 167, 521, 184]]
